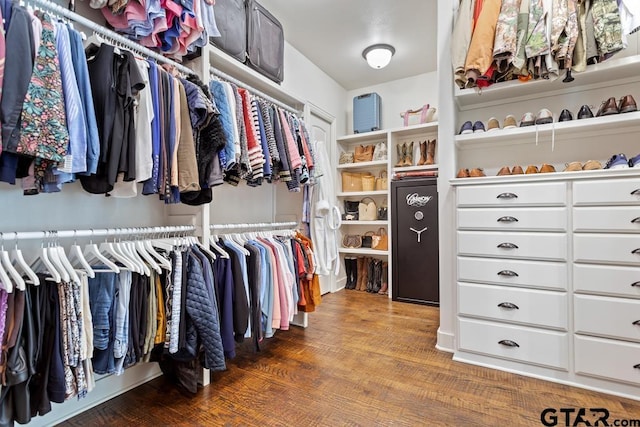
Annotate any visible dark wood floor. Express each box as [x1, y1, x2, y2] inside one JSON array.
[[62, 290, 640, 426]]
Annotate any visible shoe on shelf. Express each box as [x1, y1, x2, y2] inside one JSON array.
[[596, 97, 619, 117], [511, 165, 524, 174], [605, 153, 630, 170], [577, 105, 594, 119], [535, 108, 554, 125], [520, 112, 535, 127], [629, 154, 640, 168], [559, 109, 573, 122], [469, 168, 486, 177], [487, 117, 500, 132], [497, 166, 511, 176], [503, 115, 518, 129], [525, 165, 539, 174], [582, 160, 603, 170], [540, 163, 556, 173], [618, 95, 638, 114], [456, 168, 470, 178], [472, 121, 485, 133], [563, 161, 583, 172], [459, 121, 473, 135]]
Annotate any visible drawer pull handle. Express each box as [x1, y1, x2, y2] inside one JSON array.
[[632, 189, 640, 196], [497, 270, 519, 277], [497, 242, 519, 249], [497, 192, 518, 199], [632, 282, 640, 288], [635, 364, 640, 370], [632, 249, 640, 255], [498, 340, 520, 348], [497, 216, 519, 223], [498, 302, 519, 310], [633, 320, 640, 326], [632, 217, 640, 224]]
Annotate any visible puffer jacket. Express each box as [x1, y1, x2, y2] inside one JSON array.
[[185, 251, 226, 372]]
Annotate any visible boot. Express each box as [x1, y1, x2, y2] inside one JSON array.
[[366, 258, 375, 292], [344, 257, 355, 289], [426, 139, 436, 165], [378, 262, 389, 295], [359, 257, 370, 291], [349, 258, 358, 289], [356, 257, 366, 291], [417, 141, 427, 166], [372, 259, 382, 293], [395, 143, 405, 167], [403, 141, 414, 167]]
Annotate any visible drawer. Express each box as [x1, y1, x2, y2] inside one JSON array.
[[575, 295, 640, 343], [459, 283, 568, 330], [458, 257, 567, 291], [457, 231, 567, 261], [574, 234, 640, 266], [457, 182, 566, 207], [458, 208, 567, 232], [574, 264, 640, 298], [574, 178, 640, 206], [458, 318, 569, 370], [573, 206, 640, 233], [575, 335, 640, 386]]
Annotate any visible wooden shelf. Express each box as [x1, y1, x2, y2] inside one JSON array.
[[455, 111, 640, 150], [393, 164, 439, 173], [337, 190, 388, 197], [454, 55, 640, 111], [339, 248, 389, 256], [340, 220, 389, 226], [337, 160, 387, 170]]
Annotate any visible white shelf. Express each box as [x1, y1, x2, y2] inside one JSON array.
[[454, 55, 640, 111], [337, 160, 388, 170], [337, 190, 388, 197], [388, 121, 438, 138], [455, 111, 640, 150], [339, 248, 389, 256], [341, 220, 389, 226], [450, 167, 640, 186], [393, 164, 439, 173], [337, 129, 389, 144]]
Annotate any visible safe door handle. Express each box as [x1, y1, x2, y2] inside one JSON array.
[[634, 364, 640, 370], [633, 320, 640, 326], [632, 217, 640, 224], [632, 189, 640, 196], [497, 192, 518, 199], [497, 270, 519, 277], [498, 302, 519, 310], [497, 216, 519, 223], [632, 249, 640, 255], [497, 242, 519, 249], [498, 340, 520, 348], [632, 282, 640, 288]]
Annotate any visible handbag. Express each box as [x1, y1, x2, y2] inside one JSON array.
[[339, 151, 354, 164], [343, 200, 359, 221], [354, 144, 375, 162], [373, 141, 387, 161], [361, 175, 375, 191], [377, 202, 388, 220], [361, 231, 374, 248], [341, 172, 364, 192], [375, 170, 388, 191], [342, 234, 362, 248], [401, 104, 437, 126], [358, 197, 377, 221], [372, 227, 388, 251]]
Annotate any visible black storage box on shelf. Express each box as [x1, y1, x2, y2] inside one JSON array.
[[353, 92, 381, 133], [210, 0, 247, 63], [246, 0, 285, 83]]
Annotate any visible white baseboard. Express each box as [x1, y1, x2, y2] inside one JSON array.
[[436, 328, 455, 353]]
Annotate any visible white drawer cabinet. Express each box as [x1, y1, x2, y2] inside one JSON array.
[[458, 257, 567, 290], [457, 182, 566, 207], [458, 208, 567, 232], [574, 264, 640, 298], [573, 206, 640, 233], [458, 231, 567, 261], [574, 234, 640, 266], [458, 318, 569, 370], [459, 283, 568, 330], [574, 179, 640, 206], [575, 336, 640, 386], [574, 295, 640, 343]]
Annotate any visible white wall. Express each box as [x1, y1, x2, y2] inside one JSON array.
[[346, 72, 438, 134]]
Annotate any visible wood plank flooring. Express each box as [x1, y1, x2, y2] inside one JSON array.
[[61, 290, 640, 426]]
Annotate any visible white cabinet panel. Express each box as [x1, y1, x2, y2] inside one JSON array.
[[573, 206, 640, 233], [575, 336, 640, 386], [574, 234, 640, 266], [457, 182, 566, 207], [458, 318, 569, 370], [575, 295, 640, 343], [574, 264, 640, 298], [459, 283, 568, 330], [458, 231, 567, 261], [458, 257, 567, 290], [574, 179, 640, 206], [458, 207, 567, 232]]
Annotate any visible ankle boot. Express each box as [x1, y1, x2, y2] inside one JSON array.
[[395, 143, 405, 167], [417, 141, 427, 166], [378, 262, 389, 295], [426, 139, 436, 165], [403, 141, 414, 166]]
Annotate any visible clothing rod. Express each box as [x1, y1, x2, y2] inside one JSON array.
[[209, 67, 301, 115], [26, 0, 194, 76], [0, 225, 195, 241], [210, 221, 298, 231]]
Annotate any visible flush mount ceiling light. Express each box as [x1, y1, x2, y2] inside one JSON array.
[[362, 44, 395, 69]]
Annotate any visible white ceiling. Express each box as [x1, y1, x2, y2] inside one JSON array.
[[256, 0, 438, 91]]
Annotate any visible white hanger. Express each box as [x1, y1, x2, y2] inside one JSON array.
[[49, 231, 80, 283], [191, 235, 216, 261], [99, 233, 137, 271], [115, 234, 143, 274], [69, 230, 95, 278], [210, 234, 230, 259], [123, 232, 150, 276], [134, 232, 161, 274], [10, 234, 40, 286], [46, 233, 70, 283], [83, 230, 121, 273], [31, 231, 62, 283], [222, 234, 250, 256], [144, 238, 171, 270], [0, 234, 24, 291]]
